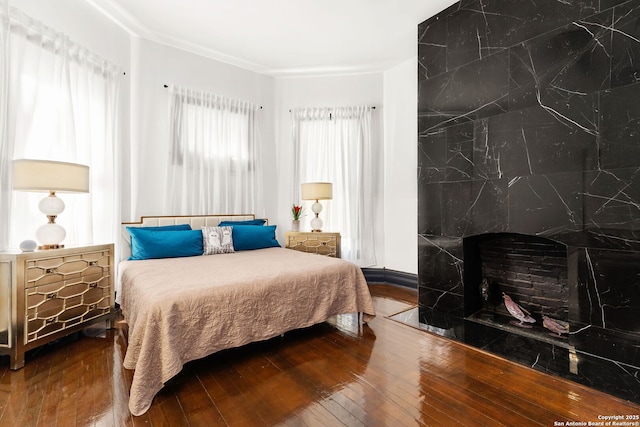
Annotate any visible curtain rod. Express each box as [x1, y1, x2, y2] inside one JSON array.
[[163, 84, 262, 109], [288, 106, 376, 112]]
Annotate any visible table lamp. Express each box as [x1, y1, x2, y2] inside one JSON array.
[[301, 182, 332, 232], [12, 159, 90, 249]]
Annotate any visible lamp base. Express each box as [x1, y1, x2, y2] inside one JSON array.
[[36, 222, 66, 249], [310, 216, 323, 232]]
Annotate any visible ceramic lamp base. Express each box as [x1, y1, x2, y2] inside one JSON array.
[[36, 222, 66, 249], [310, 216, 323, 232]]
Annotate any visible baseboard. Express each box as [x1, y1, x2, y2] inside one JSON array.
[[361, 267, 417, 290]]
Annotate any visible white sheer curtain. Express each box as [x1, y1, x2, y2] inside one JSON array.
[[292, 106, 376, 267], [0, 6, 121, 250], [165, 85, 264, 216], [0, 1, 9, 250]]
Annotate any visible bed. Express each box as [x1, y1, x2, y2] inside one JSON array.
[[117, 214, 376, 416]]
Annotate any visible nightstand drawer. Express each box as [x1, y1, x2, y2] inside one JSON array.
[[25, 250, 111, 288], [25, 267, 111, 343], [285, 232, 341, 258]]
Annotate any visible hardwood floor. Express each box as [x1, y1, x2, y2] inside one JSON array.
[[0, 283, 638, 426]]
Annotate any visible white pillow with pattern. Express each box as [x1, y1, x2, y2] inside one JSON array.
[[202, 226, 235, 255]]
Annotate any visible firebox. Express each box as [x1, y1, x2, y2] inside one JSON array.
[[463, 233, 569, 340]]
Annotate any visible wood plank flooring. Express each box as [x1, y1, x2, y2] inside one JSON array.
[[0, 283, 638, 426]]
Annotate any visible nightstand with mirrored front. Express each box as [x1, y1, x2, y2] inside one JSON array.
[[285, 231, 341, 258]]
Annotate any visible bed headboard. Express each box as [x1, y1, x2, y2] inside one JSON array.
[[120, 214, 258, 260]]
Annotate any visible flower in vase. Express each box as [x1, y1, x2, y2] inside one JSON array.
[[291, 204, 304, 220]]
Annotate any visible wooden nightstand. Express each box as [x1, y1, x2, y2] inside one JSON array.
[[285, 231, 341, 258], [0, 244, 114, 369]]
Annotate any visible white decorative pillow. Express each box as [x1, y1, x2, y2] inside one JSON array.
[[202, 226, 235, 255]]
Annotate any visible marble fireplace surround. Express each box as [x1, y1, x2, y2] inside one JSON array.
[[412, 229, 640, 403], [416, 0, 640, 403]]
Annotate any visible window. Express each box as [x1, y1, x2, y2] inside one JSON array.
[[165, 86, 263, 215], [292, 106, 376, 267], [1, 6, 121, 250]]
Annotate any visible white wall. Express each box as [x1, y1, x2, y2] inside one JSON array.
[[9, 0, 419, 275], [273, 73, 385, 267], [127, 37, 277, 221], [383, 58, 418, 274]]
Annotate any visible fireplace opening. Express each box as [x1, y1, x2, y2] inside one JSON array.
[[463, 233, 569, 343]]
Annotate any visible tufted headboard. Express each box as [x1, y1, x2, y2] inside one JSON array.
[[120, 214, 258, 260]]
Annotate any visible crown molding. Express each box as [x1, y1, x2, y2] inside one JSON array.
[[86, 0, 405, 78]]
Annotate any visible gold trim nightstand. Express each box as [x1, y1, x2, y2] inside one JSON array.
[[0, 243, 114, 369], [285, 231, 341, 258]]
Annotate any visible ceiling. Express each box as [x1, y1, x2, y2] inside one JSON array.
[[86, 0, 457, 76]]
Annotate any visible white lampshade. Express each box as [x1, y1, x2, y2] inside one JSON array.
[[12, 159, 89, 193], [301, 182, 333, 200], [12, 159, 90, 249]]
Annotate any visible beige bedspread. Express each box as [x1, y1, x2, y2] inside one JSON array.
[[118, 247, 376, 416]]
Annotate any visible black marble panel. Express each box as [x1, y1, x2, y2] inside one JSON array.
[[600, 0, 636, 10], [583, 168, 640, 230], [600, 83, 640, 169], [470, 119, 502, 180], [483, 332, 572, 373], [485, 106, 599, 177], [417, 50, 510, 129], [445, 0, 599, 72], [445, 124, 475, 182], [417, 183, 443, 236], [418, 306, 466, 338], [610, 1, 640, 87], [418, 235, 464, 295], [444, 6, 507, 70], [569, 324, 640, 368], [441, 180, 509, 237], [418, 288, 464, 316], [461, 319, 506, 349], [418, 110, 474, 133], [418, 17, 447, 80], [548, 228, 640, 250], [584, 228, 640, 251], [418, 130, 447, 184], [509, 12, 612, 114], [574, 247, 640, 334], [573, 354, 640, 403], [508, 173, 584, 235]]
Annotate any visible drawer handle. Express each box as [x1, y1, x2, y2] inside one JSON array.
[[89, 304, 97, 310], [89, 261, 98, 266], [89, 282, 98, 288], [45, 267, 57, 274], [46, 292, 57, 300], [45, 317, 56, 325]]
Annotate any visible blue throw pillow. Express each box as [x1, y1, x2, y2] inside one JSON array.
[[219, 219, 266, 226], [126, 227, 203, 260], [134, 224, 192, 231], [230, 225, 280, 251], [126, 224, 193, 258]]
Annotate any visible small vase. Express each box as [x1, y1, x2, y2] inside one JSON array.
[[291, 220, 300, 232]]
